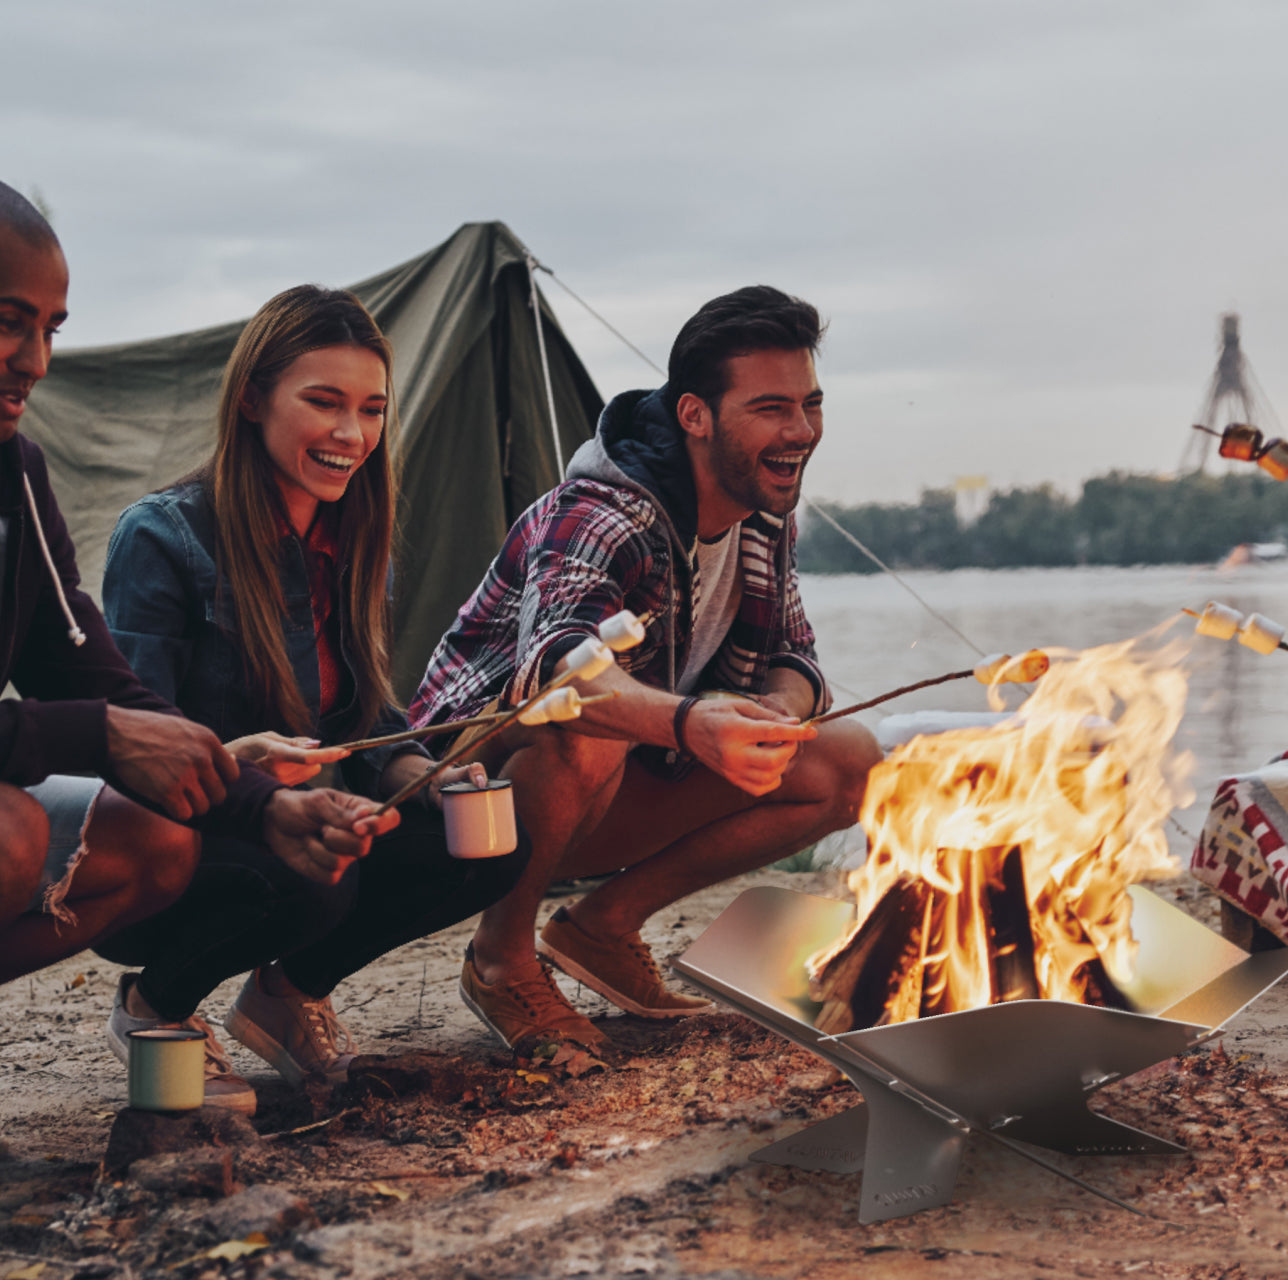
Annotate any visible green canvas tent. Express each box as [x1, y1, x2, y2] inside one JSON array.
[[22, 222, 604, 700]]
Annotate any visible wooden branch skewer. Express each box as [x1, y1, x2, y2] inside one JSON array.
[[371, 683, 621, 815], [806, 669, 976, 727], [338, 693, 621, 755], [334, 710, 512, 753]]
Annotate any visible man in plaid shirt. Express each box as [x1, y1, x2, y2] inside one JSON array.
[[411, 286, 881, 1052]]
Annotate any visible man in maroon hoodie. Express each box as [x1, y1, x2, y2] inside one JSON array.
[[0, 181, 399, 984]]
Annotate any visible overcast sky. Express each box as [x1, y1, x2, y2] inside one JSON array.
[[9, 0, 1288, 505]]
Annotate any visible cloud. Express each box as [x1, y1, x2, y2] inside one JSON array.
[[11, 0, 1288, 500]]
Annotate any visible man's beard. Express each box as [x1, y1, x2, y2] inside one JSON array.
[[708, 413, 805, 516]]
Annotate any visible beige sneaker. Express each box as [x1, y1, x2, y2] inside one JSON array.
[[459, 945, 608, 1052], [224, 968, 355, 1087], [538, 907, 711, 1019]]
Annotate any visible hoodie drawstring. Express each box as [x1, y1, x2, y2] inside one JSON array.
[[22, 473, 87, 647]]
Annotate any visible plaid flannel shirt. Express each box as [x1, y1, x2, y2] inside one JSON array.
[[409, 475, 829, 731]]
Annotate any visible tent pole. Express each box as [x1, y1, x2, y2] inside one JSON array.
[[526, 253, 564, 479]]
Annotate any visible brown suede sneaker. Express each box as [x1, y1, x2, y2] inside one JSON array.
[[459, 946, 608, 1052], [538, 907, 712, 1019], [224, 968, 355, 1087]]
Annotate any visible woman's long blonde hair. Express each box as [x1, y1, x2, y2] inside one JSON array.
[[211, 284, 397, 736]]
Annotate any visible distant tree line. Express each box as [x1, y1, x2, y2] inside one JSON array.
[[798, 471, 1288, 573]]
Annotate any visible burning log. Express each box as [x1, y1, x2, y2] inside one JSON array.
[[809, 845, 1129, 1036], [810, 877, 928, 1035], [983, 845, 1041, 1006]]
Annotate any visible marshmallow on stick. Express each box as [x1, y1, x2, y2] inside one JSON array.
[[1240, 612, 1287, 654], [972, 650, 1050, 685], [598, 609, 647, 653], [516, 687, 618, 725], [564, 635, 615, 680], [808, 649, 1049, 727], [1184, 602, 1288, 652], [1194, 601, 1242, 640]]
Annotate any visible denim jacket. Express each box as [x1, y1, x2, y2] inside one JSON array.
[[103, 479, 422, 800]]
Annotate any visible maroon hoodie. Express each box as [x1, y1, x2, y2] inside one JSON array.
[[0, 433, 281, 836]]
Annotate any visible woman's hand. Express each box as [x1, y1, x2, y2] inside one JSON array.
[[379, 753, 488, 811], [262, 788, 400, 884], [224, 731, 351, 786]]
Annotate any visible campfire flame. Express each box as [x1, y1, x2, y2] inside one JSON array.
[[811, 628, 1194, 1022]]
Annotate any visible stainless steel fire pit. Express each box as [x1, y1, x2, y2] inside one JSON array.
[[672, 884, 1288, 1223]]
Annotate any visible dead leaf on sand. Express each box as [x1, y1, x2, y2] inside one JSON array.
[[537, 1042, 607, 1078], [201, 1232, 271, 1262]]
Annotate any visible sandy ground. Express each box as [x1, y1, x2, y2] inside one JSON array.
[[1, 867, 1287, 1280]]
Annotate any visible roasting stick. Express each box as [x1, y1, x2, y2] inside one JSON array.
[[371, 609, 647, 815], [335, 693, 620, 754], [333, 710, 517, 754], [805, 649, 1051, 728], [370, 680, 620, 816], [806, 669, 974, 727]]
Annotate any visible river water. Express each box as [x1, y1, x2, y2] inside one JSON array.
[[800, 561, 1288, 862]]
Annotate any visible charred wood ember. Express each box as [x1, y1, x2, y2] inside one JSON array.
[[809, 878, 928, 1036], [1075, 956, 1131, 1010], [986, 846, 1041, 1005]]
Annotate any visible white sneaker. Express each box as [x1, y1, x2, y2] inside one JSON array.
[[107, 973, 257, 1115], [224, 967, 356, 1087]]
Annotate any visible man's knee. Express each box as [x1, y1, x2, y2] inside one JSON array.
[[0, 786, 51, 907], [89, 794, 200, 909], [789, 720, 882, 826], [515, 725, 630, 791]]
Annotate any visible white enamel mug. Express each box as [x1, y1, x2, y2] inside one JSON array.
[[127, 1027, 206, 1112], [441, 779, 518, 859]]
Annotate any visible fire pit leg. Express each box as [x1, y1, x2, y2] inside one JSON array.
[[842, 1070, 967, 1224], [750, 1102, 870, 1176], [999, 1104, 1185, 1156], [752, 1074, 966, 1223]]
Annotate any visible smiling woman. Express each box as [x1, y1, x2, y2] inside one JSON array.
[[209, 286, 399, 737], [93, 286, 530, 1112]]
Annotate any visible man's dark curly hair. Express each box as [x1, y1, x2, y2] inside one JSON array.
[[665, 285, 824, 418]]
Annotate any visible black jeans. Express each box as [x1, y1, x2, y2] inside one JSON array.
[[96, 803, 530, 1020]]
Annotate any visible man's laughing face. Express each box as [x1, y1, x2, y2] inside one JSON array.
[[706, 347, 823, 518]]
